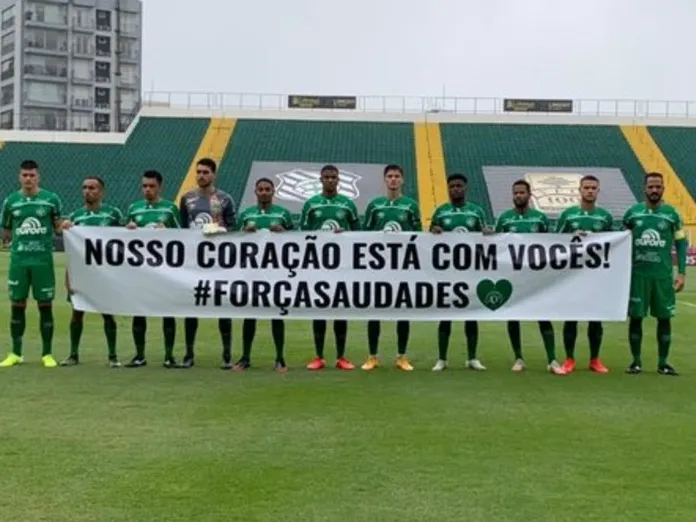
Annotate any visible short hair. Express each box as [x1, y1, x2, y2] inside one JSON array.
[[255, 177, 274, 188], [645, 172, 664, 184], [143, 170, 163, 185], [197, 158, 217, 173], [580, 175, 599, 186], [384, 164, 404, 176], [512, 179, 531, 192], [447, 173, 468, 184], [320, 164, 339, 175], [20, 160, 38, 171], [84, 175, 105, 188]]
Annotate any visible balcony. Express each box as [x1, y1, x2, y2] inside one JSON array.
[[23, 64, 68, 82], [71, 17, 95, 33], [24, 39, 69, 56], [71, 97, 93, 111], [22, 96, 68, 109], [71, 44, 94, 58], [1, 17, 14, 31], [72, 71, 94, 85], [24, 11, 68, 29]]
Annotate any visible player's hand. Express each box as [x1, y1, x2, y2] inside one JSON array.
[[126, 221, 137, 230], [674, 274, 686, 293], [269, 224, 285, 232], [244, 224, 257, 233], [60, 220, 73, 231], [155, 223, 165, 229], [573, 231, 589, 238], [333, 228, 344, 234], [482, 227, 494, 236], [431, 226, 443, 235]]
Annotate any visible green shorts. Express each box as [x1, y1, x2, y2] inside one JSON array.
[[7, 262, 56, 303], [628, 274, 675, 319]]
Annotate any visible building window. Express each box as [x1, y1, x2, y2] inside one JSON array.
[[24, 55, 68, 78], [22, 108, 67, 130], [72, 59, 92, 81], [119, 64, 138, 86], [72, 7, 94, 30], [1, 6, 14, 30], [1, 57, 14, 81], [95, 86, 110, 109], [119, 12, 138, 35], [23, 81, 67, 105], [25, 2, 67, 26], [71, 112, 92, 131], [1, 32, 14, 55], [24, 29, 68, 51], [95, 61, 110, 83], [72, 33, 94, 55], [96, 35, 111, 57], [1, 109, 13, 129], [96, 10, 111, 31], [94, 112, 110, 132], [118, 38, 139, 60], [72, 85, 92, 109], [120, 89, 139, 112], [1, 85, 13, 106]]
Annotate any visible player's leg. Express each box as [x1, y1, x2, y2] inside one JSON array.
[[182, 317, 198, 367], [465, 321, 486, 371], [334, 320, 353, 370], [561, 321, 578, 373], [235, 318, 255, 370], [626, 274, 648, 374], [219, 318, 233, 369], [653, 277, 678, 376], [362, 320, 381, 370], [307, 320, 327, 370], [32, 264, 57, 368], [62, 309, 85, 366], [1, 263, 28, 367], [538, 321, 565, 375], [433, 320, 451, 371], [271, 319, 287, 371], [507, 321, 525, 372], [103, 314, 120, 367], [587, 321, 608, 373], [395, 321, 413, 371], [126, 316, 147, 367], [162, 317, 178, 368]]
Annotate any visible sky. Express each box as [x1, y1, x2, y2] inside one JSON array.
[[141, 0, 695, 102]]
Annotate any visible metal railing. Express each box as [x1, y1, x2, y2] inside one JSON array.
[[141, 91, 696, 118]]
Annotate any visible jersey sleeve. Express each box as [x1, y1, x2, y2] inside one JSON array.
[[111, 207, 124, 226], [604, 210, 614, 232], [622, 208, 633, 230], [362, 201, 375, 231], [347, 201, 360, 231], [673, 208, 686, 241], [411, 202, 423, 232], [494, 214, 505, 233], [222, 195, 236, 230], [540, 213, 550, 233], [178, 195, 190, 229], [51, 193, 63, 223], [126, 203, 136, 224], [476, 206, 488, 231], [429, 206, 441, 230], [299, 201, 312, 231], [1, 197, 12, 230], [283, 209, 295, 231], [236, 208, 247, 231], [168, 203, 182, 229], [555, 209, 568, 233]]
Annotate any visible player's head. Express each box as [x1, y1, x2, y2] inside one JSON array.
[[142, 170, 163, 201], [447, 173, 467, 203], [82, 176, 105, 205], [512, 179, 531, 209], [196, 158, 216, 189], [579, 175, 600, 204], [384, 164, 404, 192], [644, 172, 664, 203], [19, 159, 39, 192], [255, 177, 274, 204], [320, 164, 339, 195]]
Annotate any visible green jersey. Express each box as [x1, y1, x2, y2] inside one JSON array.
[[363, 195, 422, 232], [238, 204, 294, 231], [555, 205, 613, 233], [1, 189, 62, 263], [430, 201, 487, 232], [70, 204, 123, 227], [623, 202, 685, 278], [495, 207, 550, 233], [300, 193, 360, 231], [126, 199, 181, 229]]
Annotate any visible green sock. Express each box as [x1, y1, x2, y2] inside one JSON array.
[[437, 321, 451, 361], [39, 305, 54, 356], [629, 318, 643, 366], [507, 321, 523, 359], [242, 319, 256, 360], [271, 320, 285, 360], [657, 319, 671, 367], [334, 321, 347, 359], [562, 321, 577, 359], [69, 313, 84, 357], [396, 321, 410, 356], [103, 315, 117, 358], [218, 319, 232, 362], [162, 317, 176, 359], [465, 321, 478, 360], [312, 320, 326, 358], [538, 321, 556, 364], [10, 306, 25, 356], [367, 321, 380, 356], [132, 316, 147, 358], [588, 321, 603, 360]]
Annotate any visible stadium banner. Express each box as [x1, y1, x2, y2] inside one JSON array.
[[288, 95, 357, 109], [64, 228, 632, 321], [503, 98, 573, 113]]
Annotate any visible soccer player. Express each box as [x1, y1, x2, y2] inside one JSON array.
[[555, 175, 613, 374], [62, 176, 123, 367], [236, 177, 294, 372], [178, 158, 236, 369], [0, 160, 66, 368], [429, 173, 488, 372], [124, 170, 181, 369], [623, 172, 686, 376], [495, 179, 566, 375], [301, 164, 359, 371], [360, 164, 421, 372]]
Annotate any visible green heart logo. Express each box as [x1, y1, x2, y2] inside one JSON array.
[[476, 279, 513, 311]]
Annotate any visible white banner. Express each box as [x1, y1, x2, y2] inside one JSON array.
[[64, 228, 632, 321]]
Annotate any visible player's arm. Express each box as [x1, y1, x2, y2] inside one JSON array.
[[478, 206, 493, 235], [1, 197, 12, 243], [52, 194, 69, 232], [112, 207, 125, 227], [283, 209, 294, 231], [621, 208, 633, 230], [429, 207, 443, 233], [540, 213, 550, 233], [411, 203, 423, 232], [178, 196, 190, 229], [673, 212, 687, 291], [604, 211, 614, 232], [168, 203, 182, 229], [347, 201, 360, 231], [494, 214, 505, 233], [362, 201, 375, 231], [125, 203, 137, 229], [299, 202, 312, 231], [555, 209, 568, 233], [222, 195, 237, 231]]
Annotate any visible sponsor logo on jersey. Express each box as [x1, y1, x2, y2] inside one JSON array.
[[525, 172, 583, 213], [192, 212, 213, 229], [15, 217, 47, 236], [12, 210, 19, 217], [320, 219, 341, 231], [657, 220, 668, 230], [275, 168, 361, 202], [383, 221, 402, 232], [635, 229, 666, 248], [36, 208, 46, 217]]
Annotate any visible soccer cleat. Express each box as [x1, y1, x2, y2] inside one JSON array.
[[466, 359, 487, 371], [361, 355, 380, 371], [41, 355, 58, 368], [180, 356, 195, 369], [306, 357, 326, 371], [336, 357, 355, 371], [625, 363, 642, 375], [658, 364, 679, 376], [220, 360, 234, 370], [395, 356, 414, 372], [163, 357, 179, 369], [589, 358, 609, 374], [108, 356, 122, 368], [60, 355, 80, 367], [125, 356, 147, 368], [511, 358, 525, 372], [547, 360, 567, 375], [561, 358, 576, 374], [0, 353, 23, 367], [274, 359, 288, 373], [233, 358, 251, 371], [432, 359, 448, 372]]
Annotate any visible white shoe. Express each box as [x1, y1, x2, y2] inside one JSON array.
[[466, 359, 487, 371], [511, 358, 525, 372], [432, 359, 448, 372], [547, 360, 567, 375]]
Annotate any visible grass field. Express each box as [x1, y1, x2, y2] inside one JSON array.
[[1, 253, 695, 522]]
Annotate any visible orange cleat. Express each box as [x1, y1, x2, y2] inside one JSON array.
[[589, 358, 609, 374], [561, 358, 576, 374], [306, 357, 326, 371], [335, 357, 355, 371]]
